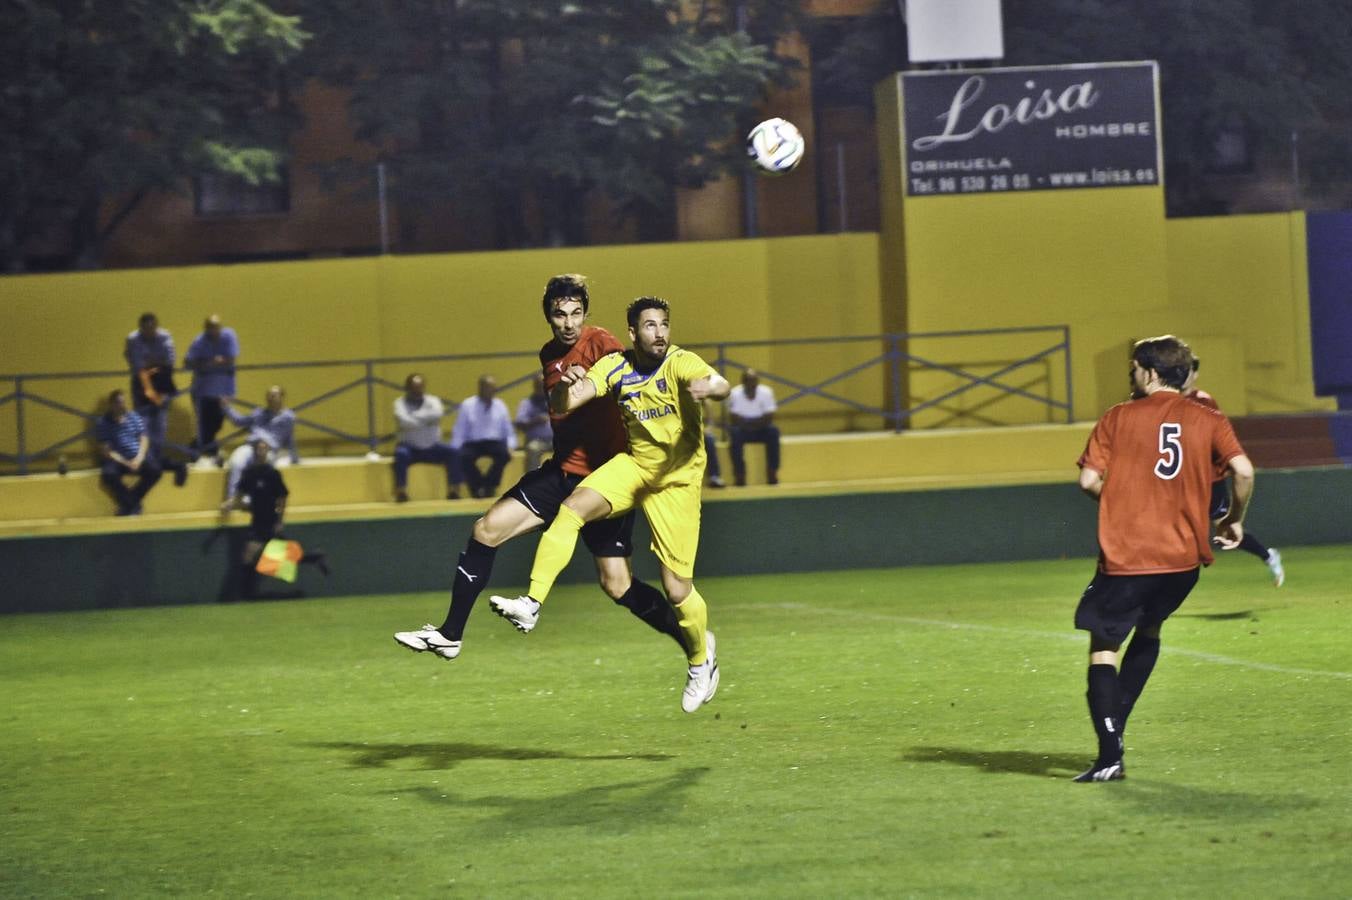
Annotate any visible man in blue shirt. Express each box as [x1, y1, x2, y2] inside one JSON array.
[[221, 385, 299, 502], [184, 314, 240, 464], [513, 373, 552, 472], [450, 374, 517, 498], [94, 389, 164, 515], [123, 312, 178, 460]]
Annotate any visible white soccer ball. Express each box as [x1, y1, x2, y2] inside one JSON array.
[[746, 117, 806, 176]]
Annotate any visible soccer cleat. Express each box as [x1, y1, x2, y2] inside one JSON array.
[[681, 631, 719, 713], [1266, 549, 1285, 587], [488, 595, 540, 633], [393, 624, 461, 660], [1073, 759, 1125, 783]]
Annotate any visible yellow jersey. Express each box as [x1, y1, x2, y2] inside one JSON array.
[[583, 345, 713, 482]]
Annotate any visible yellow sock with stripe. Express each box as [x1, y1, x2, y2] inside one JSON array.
[[674, 587, 708, 665], [527, 505, 585, 603]]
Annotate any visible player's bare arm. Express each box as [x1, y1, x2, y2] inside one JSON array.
[[1214, 453, 1254, 549], [688, 372, 731, 402], [550, 364, 598, 414], [1078, 465, 1104, 500]]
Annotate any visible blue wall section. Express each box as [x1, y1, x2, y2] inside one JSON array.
[[1307, 211, 1352, 396]]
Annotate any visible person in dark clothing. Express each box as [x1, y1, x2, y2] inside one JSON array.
[[225, 439, 327, 597]]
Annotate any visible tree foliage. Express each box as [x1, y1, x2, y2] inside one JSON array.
[[0, 0, 308, 271], [297, 0, 801, 248]]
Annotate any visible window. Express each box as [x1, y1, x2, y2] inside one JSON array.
[[194, 169, 290, 217]]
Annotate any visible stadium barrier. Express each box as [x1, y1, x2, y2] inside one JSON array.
[[0, 425, 1092, 528], [2, 465, 1349, 614], [0, 328, 1072, 476]]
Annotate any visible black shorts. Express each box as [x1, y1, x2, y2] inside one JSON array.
[[503, 461, 635, 558], [1074, 568, 1200, 646], [1209, 480, 1231, 520]]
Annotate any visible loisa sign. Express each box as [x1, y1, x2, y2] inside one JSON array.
[[901, 61, 1161, 197]]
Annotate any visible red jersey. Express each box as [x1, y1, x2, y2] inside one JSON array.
[[1185, 388, 1230, 482], [539, 326, 627, 476], [1078, 390, 1246, 575]]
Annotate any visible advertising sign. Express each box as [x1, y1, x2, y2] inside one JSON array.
[[902, 61, 1161, 196]]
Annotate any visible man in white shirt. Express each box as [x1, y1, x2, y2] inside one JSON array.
[[728, 368, 781, 486], [451, 374, 518, 498], [393, 373, 460, 502]]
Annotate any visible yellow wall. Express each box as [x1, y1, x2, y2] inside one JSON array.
[[874, 73, 1325, 424], [0, 235, 882, 467], [1164, 212, 1332, 414], [0, 192, 1329, 472]]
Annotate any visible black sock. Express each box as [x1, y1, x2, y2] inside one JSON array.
[[614, 579, 686, 651], [1087, 663, 1123, 763], [1117, 634, 1160, 731], [439, 539, 497, 640], [1239, 532, 1271, 561], [301, 551, 329, 576]]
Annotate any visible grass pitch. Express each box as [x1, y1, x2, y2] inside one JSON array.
[[2, 545, 1349, 897]]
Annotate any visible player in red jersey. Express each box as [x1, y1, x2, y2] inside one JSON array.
[[394, 274, 683, 660], [1184, 358, 1285, 586], [1072, 335, 1255, 782]]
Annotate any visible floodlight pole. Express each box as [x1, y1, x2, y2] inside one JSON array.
[[1290, 131, 1302, 211], [377, 162, 391, 254]]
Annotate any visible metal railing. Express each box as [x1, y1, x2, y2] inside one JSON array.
[[0, 326, 1072, 475]]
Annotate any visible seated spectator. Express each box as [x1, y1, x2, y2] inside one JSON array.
[[728, 368, 781, 486], [95, 389, 186, 515], [451, 374, 517, 498], [702, 397, 725, 488], [222, 385, 298, 503], [225, 439, 328, 598], [514, 373, 553, 472], [393, 373, 460, 502]]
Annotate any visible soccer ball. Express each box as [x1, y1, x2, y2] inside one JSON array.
[[746, 117, 806, 176]]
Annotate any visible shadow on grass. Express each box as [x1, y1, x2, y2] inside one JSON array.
[[904, 746, 1087, 778], [388, 766, 712, 833], [907, 746, 1322, 818], [312, 741, 673, 770], [1172, 610, 1255, 621], [1115, 780, 1321, 820]]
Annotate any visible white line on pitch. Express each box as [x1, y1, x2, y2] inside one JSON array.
[[738, 602, 1352, 681]]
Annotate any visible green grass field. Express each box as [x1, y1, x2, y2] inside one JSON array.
[[3, 545, 1349, 897]]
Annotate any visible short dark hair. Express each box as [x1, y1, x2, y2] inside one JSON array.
[[1132, 335, 1194, 389], [138, 312, 157, 328], [542, 274, 589, 318], [626, 296, 670, 329], [107, 388, 126, 403]]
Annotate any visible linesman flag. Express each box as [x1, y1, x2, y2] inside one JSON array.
[[256, 539, 304, 583]]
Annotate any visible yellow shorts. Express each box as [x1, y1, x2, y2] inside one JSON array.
[[579, 454, 702, 578]]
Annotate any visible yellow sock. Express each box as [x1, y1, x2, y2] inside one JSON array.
[[527, 505, 585, 603], [674, 587, 708, 665]]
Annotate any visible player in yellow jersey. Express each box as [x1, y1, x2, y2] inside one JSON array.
[[490, 296, 731, 713]]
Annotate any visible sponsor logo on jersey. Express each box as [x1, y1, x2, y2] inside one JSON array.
[[634, 403, 677, 422]]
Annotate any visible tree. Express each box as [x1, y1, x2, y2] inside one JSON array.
[[0, 0, 308, 272], [297, 0, 801, 249]]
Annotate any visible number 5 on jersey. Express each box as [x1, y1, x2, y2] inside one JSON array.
[[1155, 422, 1182, 480]]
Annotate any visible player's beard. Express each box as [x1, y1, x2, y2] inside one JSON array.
[[635, 337, 667, 367]]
